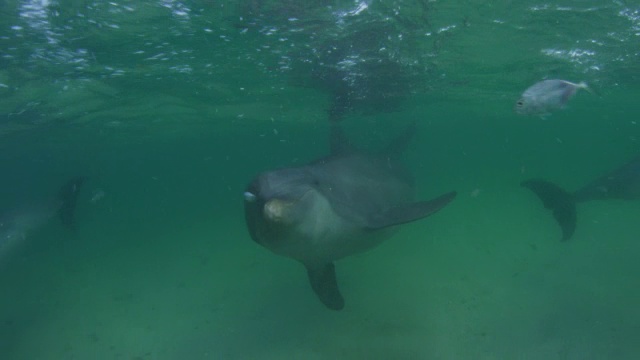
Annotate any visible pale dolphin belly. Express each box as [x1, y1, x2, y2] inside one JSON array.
[[269, 192, 398, 267]]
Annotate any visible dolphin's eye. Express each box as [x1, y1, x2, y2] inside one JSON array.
[[516, 100, 524, 107], [243, 191, 257, 202]]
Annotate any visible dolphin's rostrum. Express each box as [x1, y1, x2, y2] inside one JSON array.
[[244, 124, 456, 310]]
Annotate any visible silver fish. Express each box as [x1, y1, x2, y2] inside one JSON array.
[[515, 79, 591, 116]]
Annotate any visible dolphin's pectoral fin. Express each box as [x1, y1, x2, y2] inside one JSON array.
[[306, 262, 344, 311], [521, 179, 577, 241], [366, 191, 457, 230]]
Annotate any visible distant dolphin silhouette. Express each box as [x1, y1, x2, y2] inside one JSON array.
[[0, 177, 84, 257], [522, 156, 640, 241], [243, 124, 456, 310]]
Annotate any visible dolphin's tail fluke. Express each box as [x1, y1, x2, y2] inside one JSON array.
[[521, 179, 576, 241], [57, 177, 85, 228]]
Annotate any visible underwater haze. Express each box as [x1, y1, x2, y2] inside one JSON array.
[[1, 0, 640, 359]]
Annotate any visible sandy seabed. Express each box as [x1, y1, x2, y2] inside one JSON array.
[[1, 186, 639, 360]]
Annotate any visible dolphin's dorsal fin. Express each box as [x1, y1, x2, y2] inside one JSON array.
[[329, 125, 354, 156], [380, 121, 417, 159], [306, 262, 344, 310], [366, 191, 456, 229], [57, 177, 85, 228], [331, 122, 417, 157]]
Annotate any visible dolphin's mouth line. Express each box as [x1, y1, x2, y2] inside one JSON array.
[[262, 189, 315, 224]]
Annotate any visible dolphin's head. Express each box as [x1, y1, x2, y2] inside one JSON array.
[[243, 167, 319, 250]]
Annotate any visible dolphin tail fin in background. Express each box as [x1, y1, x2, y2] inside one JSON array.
[[521, 179, 576, 241], [57, 177, 85, 228]]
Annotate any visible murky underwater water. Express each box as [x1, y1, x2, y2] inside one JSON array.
[[1, 1, 639, 359]]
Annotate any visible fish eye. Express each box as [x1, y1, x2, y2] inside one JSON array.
[[243, 191, 257, 202]]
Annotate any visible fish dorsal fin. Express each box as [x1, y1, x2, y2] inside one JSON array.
[[366, 191, 456, 230], [330, 124, 354, 156]]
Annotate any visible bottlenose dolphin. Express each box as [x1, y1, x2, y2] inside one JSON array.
[[243, 125, 456, 310], [0, 177, 84, 257], [522, 156, 640, 241]]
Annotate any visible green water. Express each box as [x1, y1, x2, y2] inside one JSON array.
[[1, 0, 639, 359]]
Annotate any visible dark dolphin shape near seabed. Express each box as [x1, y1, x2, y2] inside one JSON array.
[[522, 156, 640, 241], [243, 124, 456, 310], [0, 177, 85, 257]]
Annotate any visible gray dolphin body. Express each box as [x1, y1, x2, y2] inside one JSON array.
[[243, 125, 456, 310], [522, 156, 640, 241], [0, 177, 84, 257]]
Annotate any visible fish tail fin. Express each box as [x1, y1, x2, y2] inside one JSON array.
[[576, 81, 589, 89], [577, 81, 597, 96], [521, 179, 577, 241], [57, 177, 85, 228]]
